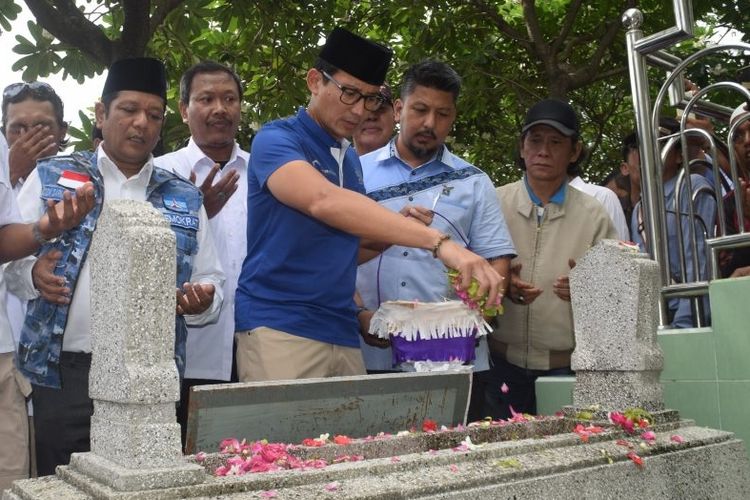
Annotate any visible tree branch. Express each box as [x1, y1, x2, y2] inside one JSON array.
[[576, 89, 627, 179], [473, 66, 545, 102], [569, 19, 622, 88], [150, 0, 186, 38], [550, 0, 582, 54], [119, 0, 151, 58], [23, 0, 113, 66], [469, 0, 532, 51], [577, 66, 628, 88], [559, 32, 600, 61], [520, 0, 549, 61]]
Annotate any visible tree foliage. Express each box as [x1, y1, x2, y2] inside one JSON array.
[[2, 0, 747, 184]]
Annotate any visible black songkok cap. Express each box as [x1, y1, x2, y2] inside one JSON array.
[[102, 57, 167, 101], [522, 98, 580, 137], [319, 27, 392, 86]]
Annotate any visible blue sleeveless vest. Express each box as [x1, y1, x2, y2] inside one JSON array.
[[17, 151, 202, 388]]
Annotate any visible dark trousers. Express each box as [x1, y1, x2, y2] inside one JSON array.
[[482, 353, 573, 420], [31, 352, 93, 476], [177, 377, 226, 450], [467, 371, 492, 422]]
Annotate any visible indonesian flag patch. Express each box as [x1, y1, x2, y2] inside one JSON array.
[[57, 170, 90, 189]]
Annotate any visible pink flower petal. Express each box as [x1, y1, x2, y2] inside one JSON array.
[[194, 451, 207, 463], [500, 383, 509, 394], [449, 464, 459, 473], [670, 434, 685, 444], [641, 430, 656, 443], [324, 481, 340, 491], [260, 491, 278, 498]]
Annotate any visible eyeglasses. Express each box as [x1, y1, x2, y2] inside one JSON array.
[[3, 81, 56, 100], [320, 71, 385, 112]]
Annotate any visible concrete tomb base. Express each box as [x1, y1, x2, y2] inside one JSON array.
[[4, 417, 749, 499], [572, 370, 665, 413], [6, 208, 749, 499]]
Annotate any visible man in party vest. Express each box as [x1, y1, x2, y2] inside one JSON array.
[[6, 57, 224, 475]]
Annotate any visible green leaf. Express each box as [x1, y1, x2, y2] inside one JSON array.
[[575, 411, 594, 421], [2, 0, 743, 163], [495, 458, 522, 469], [0, 0, 21, 33]]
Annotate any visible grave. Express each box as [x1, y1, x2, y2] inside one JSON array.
[[185, 370, 472, 454], [3, 204, 749, 499]]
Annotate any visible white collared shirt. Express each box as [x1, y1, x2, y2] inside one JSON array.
[[6, 146, 224, 353], [4, 176, 28, 353], [155, 138, 248, 381], [569, 176, 630, 241], [0, 134, 24, 353]]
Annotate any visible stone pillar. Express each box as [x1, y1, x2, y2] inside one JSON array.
[[569, 239, 665, 412], [69, 200, 204, 491]]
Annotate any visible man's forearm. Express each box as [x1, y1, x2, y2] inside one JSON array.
[[268, 161, 444, 252], [310, 187, 443, 251], [0, 223, 39, 263]]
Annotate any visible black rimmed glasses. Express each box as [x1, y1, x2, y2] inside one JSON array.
[[3, 81, 56, 100], [320, 71, 385, 112]]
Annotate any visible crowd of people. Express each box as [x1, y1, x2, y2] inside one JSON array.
[[0, 26, 748, 488]]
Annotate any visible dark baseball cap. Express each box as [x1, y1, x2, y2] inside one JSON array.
[[522, 98, 579, 137]]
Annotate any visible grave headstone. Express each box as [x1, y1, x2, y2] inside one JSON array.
[[569, 239, 665, 412], [69, 200, 204, 491]]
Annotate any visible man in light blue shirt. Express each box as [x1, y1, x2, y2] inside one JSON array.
[[356, 60, 515, 420], [629, 118, 715, 328]]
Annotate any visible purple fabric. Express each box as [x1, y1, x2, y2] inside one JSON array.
[[391, 334, 477, 365]]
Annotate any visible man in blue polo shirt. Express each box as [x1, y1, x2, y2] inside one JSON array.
[[235, 28, 505, 382], [355, 60, 515, 420]]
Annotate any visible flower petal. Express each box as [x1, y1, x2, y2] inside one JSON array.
[[324, 481, 340, 492], [422, 419, 438, 433]]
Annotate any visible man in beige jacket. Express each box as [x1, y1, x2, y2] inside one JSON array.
[[487, 98, 617, 419]]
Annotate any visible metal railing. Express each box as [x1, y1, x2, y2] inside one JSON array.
[[623, 0, 750, 328]]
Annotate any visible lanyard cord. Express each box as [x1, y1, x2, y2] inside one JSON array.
[[375, 209, 470, 306]]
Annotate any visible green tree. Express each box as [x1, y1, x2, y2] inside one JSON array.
[[2, 0, 746, 183]]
